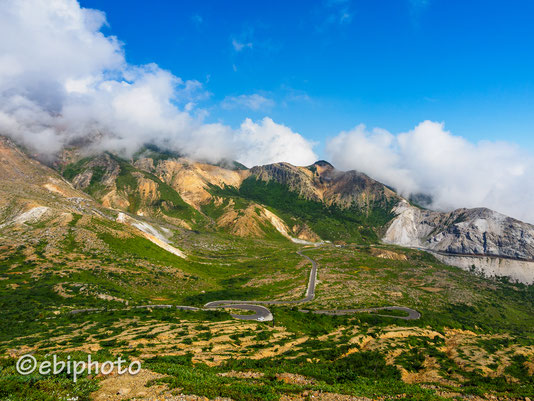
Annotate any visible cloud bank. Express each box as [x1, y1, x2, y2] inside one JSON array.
[[327, 121, 534, 223], [238, 118, 318, 167], [0, 0, 317, 166]]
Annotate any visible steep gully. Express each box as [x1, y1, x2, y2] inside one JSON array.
[[71, 248, 421, 322]]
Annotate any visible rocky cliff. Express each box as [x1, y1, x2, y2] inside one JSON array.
[[383, 201, 534, 283], [250, 160, 401, 210], [384, 200, 534, 260]]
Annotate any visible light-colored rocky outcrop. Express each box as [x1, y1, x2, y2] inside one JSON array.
[[116, 212, 186, 258], [430, 251, 534, 284], [150, 158, 250, 210], [384, 200, 534, 283]]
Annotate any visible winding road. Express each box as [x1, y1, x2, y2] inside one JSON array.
[[70, 248, 421, 322], [202, 248, 420, 321]]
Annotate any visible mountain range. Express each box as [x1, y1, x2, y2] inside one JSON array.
[[1, 135, 533, 284]]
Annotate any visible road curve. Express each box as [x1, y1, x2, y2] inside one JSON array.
[[69, 247, 421, 322]]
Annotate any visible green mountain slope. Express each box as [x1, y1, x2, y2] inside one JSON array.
[[211, 176, 395, 243], [59, 149, 402, 244], [60, 152, 207, 228]]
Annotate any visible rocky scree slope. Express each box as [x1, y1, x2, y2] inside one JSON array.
[[0, 136, 196, 272], [384, 200, 534, 261], [250, 160, 401, 210], [383, 200, 534, 283]]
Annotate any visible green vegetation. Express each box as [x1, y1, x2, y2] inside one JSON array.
[[61, 157, 91, 181], [111, 154, 202, 222], [0, 362, 98, 401], [303, 245, 534, 336], [211, 177, 396, 243], [61, 153, 205, 225], [143, 350, 429, 401], [132, 144, 182, 163], [1, 207, 533, 400], [2, 136, 526, 400]]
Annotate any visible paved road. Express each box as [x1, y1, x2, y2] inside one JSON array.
[[204, 303, 273, 321], [70, 247, 420, 322], [203, 249, 317, 312], [204, 247, 420, 322], [296, 250, 317, 302]]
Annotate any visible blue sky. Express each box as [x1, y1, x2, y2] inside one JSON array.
[[80, 0, 534, 154], [2, 0, 534, 220]]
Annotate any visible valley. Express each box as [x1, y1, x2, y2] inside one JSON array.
[[0, 136, 533, 400]]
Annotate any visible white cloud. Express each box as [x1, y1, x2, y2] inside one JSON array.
[[221, 94, 274, 111], [327, 121, 534, 223], [326, 124, 417, 194], [232, 38, 253, 52], [0, 0, 314, 167], [237, 118, 318, 167]]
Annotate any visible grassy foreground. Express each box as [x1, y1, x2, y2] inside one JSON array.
[[0, 221, 533, 400]]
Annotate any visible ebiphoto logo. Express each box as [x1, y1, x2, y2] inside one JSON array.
[[16, 354, 141, 382]]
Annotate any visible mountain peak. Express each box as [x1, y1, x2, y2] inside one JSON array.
[[312, 160, 334, 170]]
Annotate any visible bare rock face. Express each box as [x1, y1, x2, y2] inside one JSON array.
[[250, 162, 321, 202], [4, 133, 533, 283], [250, 161, 401, 209], [384, 200, 534, 283], [428, 208, 534, 260], [384, 201, 534, 260], [150, 157, 250, 210], [0, 137, 89, 199], [430, 252, 534, 284]]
